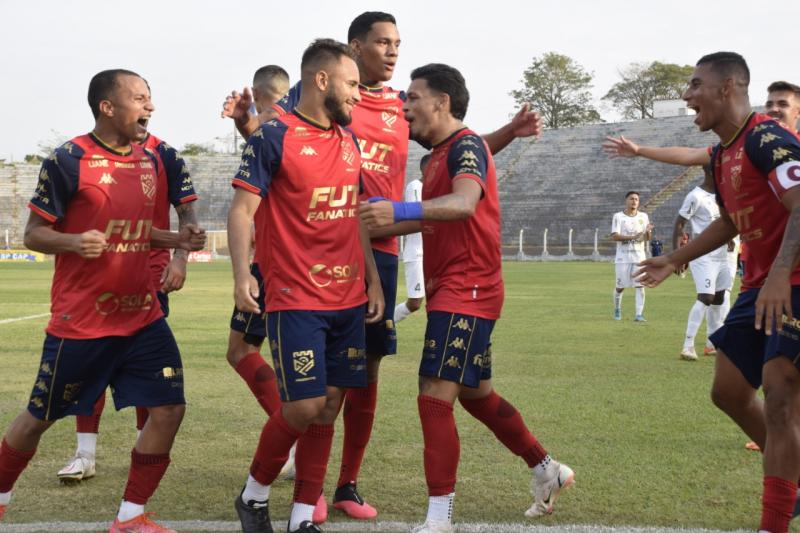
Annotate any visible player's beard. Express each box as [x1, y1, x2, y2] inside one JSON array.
[[324, 91, 352, 127]]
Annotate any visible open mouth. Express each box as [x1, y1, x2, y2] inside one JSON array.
[[137, 117, 149, 130]]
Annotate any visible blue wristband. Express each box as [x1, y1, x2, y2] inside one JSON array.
[[368, 196, 388, 203], [392, 201, 423, 222]]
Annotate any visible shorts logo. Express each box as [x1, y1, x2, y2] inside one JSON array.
[[63, 382, 82, 402], [449, 337, 466, 350], [30, 397, 44, 409], [347, 347, 365, 359], [293, 350, 315, 376], [270, 339, 279, 352], [35, 379, 49, 393], [40, 362, 53, 375], [445, 356, 461, 368], [425, 339, 437, 349], [234, 312, 246, 322], [162, 367, 183, 379], [385, 320, 394, 330], [452, 318, 472, 332]]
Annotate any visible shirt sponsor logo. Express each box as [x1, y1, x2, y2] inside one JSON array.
[[115, 161, 135, 169], [307, 185, 358, 222], [103, 219, 153, 253], [88, 158, 109, 168], [307, 262, 360, 288], [95, 291, 154, 315], [358, 140, 391, 173]]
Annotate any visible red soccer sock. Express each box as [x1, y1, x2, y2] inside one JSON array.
[[250, 409, 302, 485], [760, 476, 797, 533], [337, 382, 378, 487], [0, 439, 36, 493], [235, 352, 282, 416], [122, 448, 171, 505], [459, 391, 547, 467], [135, 407, 149, 431], [418, 395, 459, 496], [76, 393, 106, 434], [294, 424, 335, 505]]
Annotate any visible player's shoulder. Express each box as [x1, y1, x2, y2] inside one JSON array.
[[52, 136, 87, 162], [253, 118, 290, 142], [744, 114, 799, 152]]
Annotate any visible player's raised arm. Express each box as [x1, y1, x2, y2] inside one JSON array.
[[602, 135, 711, 166], [481, 103, 543, 155], [221, 87, 263, 138]]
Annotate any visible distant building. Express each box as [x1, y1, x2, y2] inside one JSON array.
[[653, 99, 693, 118]]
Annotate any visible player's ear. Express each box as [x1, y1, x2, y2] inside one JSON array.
[[98, 99, 114, 118], [315, 70, 329, 91], [349, 38, 362, 57], [437, 92, 450, 115]]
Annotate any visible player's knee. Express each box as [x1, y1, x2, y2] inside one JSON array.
[[697, 294, 714, 306], [366, 354, 382, 382], [283, 397, 327, 429], [148, 404, 186, 429], [763, 378, 797, 431], [407, 298, 423, 312], [711, 291, 725, 306], [9, 411, 52, 441]]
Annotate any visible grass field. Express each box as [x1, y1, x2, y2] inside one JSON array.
[[0, 261, 791, 532]]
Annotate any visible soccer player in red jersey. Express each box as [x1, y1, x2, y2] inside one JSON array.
[[228, 39, 383, 533], [0, 69, 206, 532], [360, 63, 573, 533], [636, 52, 800, 533], [58, 127, 200, 484]]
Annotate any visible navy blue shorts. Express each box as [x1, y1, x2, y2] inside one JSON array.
[[419, 311, 494, 388], [230, 263, 267, 347], [365, 250, 397, 356], [27, 318, 185, 421], [157, 291, 169, 317], [267, 306, 367, 402], [709, 287, 800, 389]]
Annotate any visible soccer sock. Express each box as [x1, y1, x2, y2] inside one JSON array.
[[235, 352, 282, 416], [394, 302, 411, 323], [76, 392, 106, 435], [533, 455, 553, 477], [760, 476, 796, 533], [418, 395, 459, 496], [75, 433, 97, 457], [0, 439, 36, 493], [250, 409, 302, 486], [289, 503, 316, 531], [241, 473, 270, 505], [613, 290, 622, 310], [121, 448, 170, 506], [635, 287, 645, 316], [135, 407, 149, 432], [0, 490, 10, 505], [706, 304, 724, 342], [294, 423, 334, 505], [337, 382, 378, 487], [459, 391, 547, 467], [426, 493, 455, 523], [722, 290, 731, 318], [684, 300, 708, 349], [117, 501, 145, 522]]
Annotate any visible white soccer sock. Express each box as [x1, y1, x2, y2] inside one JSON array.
[[117, 501, 145, 522], [706, 304, 724, 341], [289, 502, 315, 530], [76, 432, 97, 457], [394, 302, 411, 323], [635, 288, 645, 315], [684, 300, 708, 349], [426, 493, 455, 523], [722, 290, 731, 318], [532, 454, 552, 477], [241, 474, 270, 506], [613, 290, 623, 310], [0, 490, 11, 505]]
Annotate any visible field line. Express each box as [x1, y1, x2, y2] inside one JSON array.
[[0, 313, 49, 325]]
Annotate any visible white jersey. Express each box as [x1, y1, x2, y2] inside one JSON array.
[[611, 211, 649, 263], [679, 187, 727, 261], [401, 179, 423, 262]]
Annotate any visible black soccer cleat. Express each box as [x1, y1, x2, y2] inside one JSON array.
[[235, 491, 273, 533], [288, 520, 322, 533]]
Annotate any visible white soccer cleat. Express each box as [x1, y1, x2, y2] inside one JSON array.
[[680, 347, 698, 361], [525, 460, 574, 518], [411, 519, 455, 533], [57, 453, 96, 483], [280, 443, 296, 480]]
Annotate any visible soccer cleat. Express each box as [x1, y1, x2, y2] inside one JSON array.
[[279, 444, 296, 481], [745, 441, 761, 452], [525, 460, 574, 518], [312, 492, 327, 524], [109, 513, 176, 533], [235, 492, 273, 533], [289, 521, 323, 533], [703, 346, 717, 356], [58, 452, 96, 483], [613, 308, 621, 320], [679, 347, 698, 361], [332, 482, 377, 519], [411, 519, 455, 533], [634, 314, 646, 322]]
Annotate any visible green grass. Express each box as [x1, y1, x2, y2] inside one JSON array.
[[0, 261, 789, 531]]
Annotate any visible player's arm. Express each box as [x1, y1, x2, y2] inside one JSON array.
[[368, 220, 422, 238], [159, 202, 197, 292], [672, 216, 689, 252], [228, 188, 262, 313], [150, 226, 206, 251], [481, 103, 542, 155], [360, 220, 385, 324], [221, 87, 263, 139], [602, 135, 711, 166], [24, 212, 106, 258]]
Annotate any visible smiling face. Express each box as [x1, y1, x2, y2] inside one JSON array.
[[682, 63, 726, 132], [765, 90, 800, 133], [403, 78, 444, 144], [351, 21, 400, 84], [322, 56, 362, 126], [100, 74, 154, 143]]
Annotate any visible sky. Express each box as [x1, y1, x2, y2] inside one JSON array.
[[0, 0, 797, 161]]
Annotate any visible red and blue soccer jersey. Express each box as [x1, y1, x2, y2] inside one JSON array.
[[711, 112, 800, 290], [28, 134, 164, 339], [232, 111, 367, 312], [141, 133, 198, 288], [275, 82, 409, 255], [422, 128, 504, 319]]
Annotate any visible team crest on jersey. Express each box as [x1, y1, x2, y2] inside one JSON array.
[[140, 173, 156, 199], [300, 145, 318, 156], [292, 350, 315, 376], [341, 140, 355, 166], [730, 165, 742, 192]]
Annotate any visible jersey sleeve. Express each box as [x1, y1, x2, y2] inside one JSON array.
[[232, 122, 285, 197], [744, 121, 800, 199], [611, 213, 621, 235], [678, 191, 696, 220], [155, 141, 198, 206], [28, 145, 81, 223], [273, 81, 302, 115], [446, 134, 488, 193]]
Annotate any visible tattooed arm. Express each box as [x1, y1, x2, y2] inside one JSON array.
[[161, 202, 197, 293]]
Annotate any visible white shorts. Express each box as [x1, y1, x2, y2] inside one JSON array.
[[615, 262, 642, 289], [689, 257, 733, 294], [404, 260, 425, 299]]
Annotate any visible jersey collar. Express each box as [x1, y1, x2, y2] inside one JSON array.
[[721, 111, 755, 149], [292, 108, 333, 131], [89, 132, 133, 156]]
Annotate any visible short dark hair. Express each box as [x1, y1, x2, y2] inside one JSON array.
[[625, 191, 640, 199], [301, 39, 356, 77], [410, 63, 469, 121], [88, 69, 141, 119], [696, 52, 750, 86], [419, 153, 431, 172], [348, 11, 396, 43], [253, 65, 290, 95], [767, 80, 800, 98]]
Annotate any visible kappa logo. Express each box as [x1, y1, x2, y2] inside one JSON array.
[[251, 128, 264, 138], [459, 150, 479, 162], [30, 397, 44, 409], [774, 147, 792, 162], [760, 132, 779, 147], [457, 138, 480, 148], [40, 362, 52, 375], [234, 312, 246, 322], [292, 350, 315, 376], [449, 337, 467, 350], [243, 145, 255, 157], [35, 379, 48, 393], [99, 172, 117, 185], [445, 356, 461, 368], [300, 145, 318, 156], [452, 318, 473, 331]]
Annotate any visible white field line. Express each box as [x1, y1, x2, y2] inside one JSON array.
[[0, 521, 753, 533], [0, 313, 49, 325]]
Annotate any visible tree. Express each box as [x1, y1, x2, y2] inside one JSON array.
[[24, 154, 43, 164], [181, 143, 213, 156], [510, 52, 601, 129], [603, 61, 694, 119]]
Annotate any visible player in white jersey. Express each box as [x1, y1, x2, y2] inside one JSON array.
[[611, 191, 652, 321], [673, 166, 733, 361], [394, 154, 430, 324]]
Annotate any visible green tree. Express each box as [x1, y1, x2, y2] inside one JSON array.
[[181, 143, 213, 156], [603, 61, 694, 119], [510, 52, 601, 129], [24, 154, 43, 164]]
